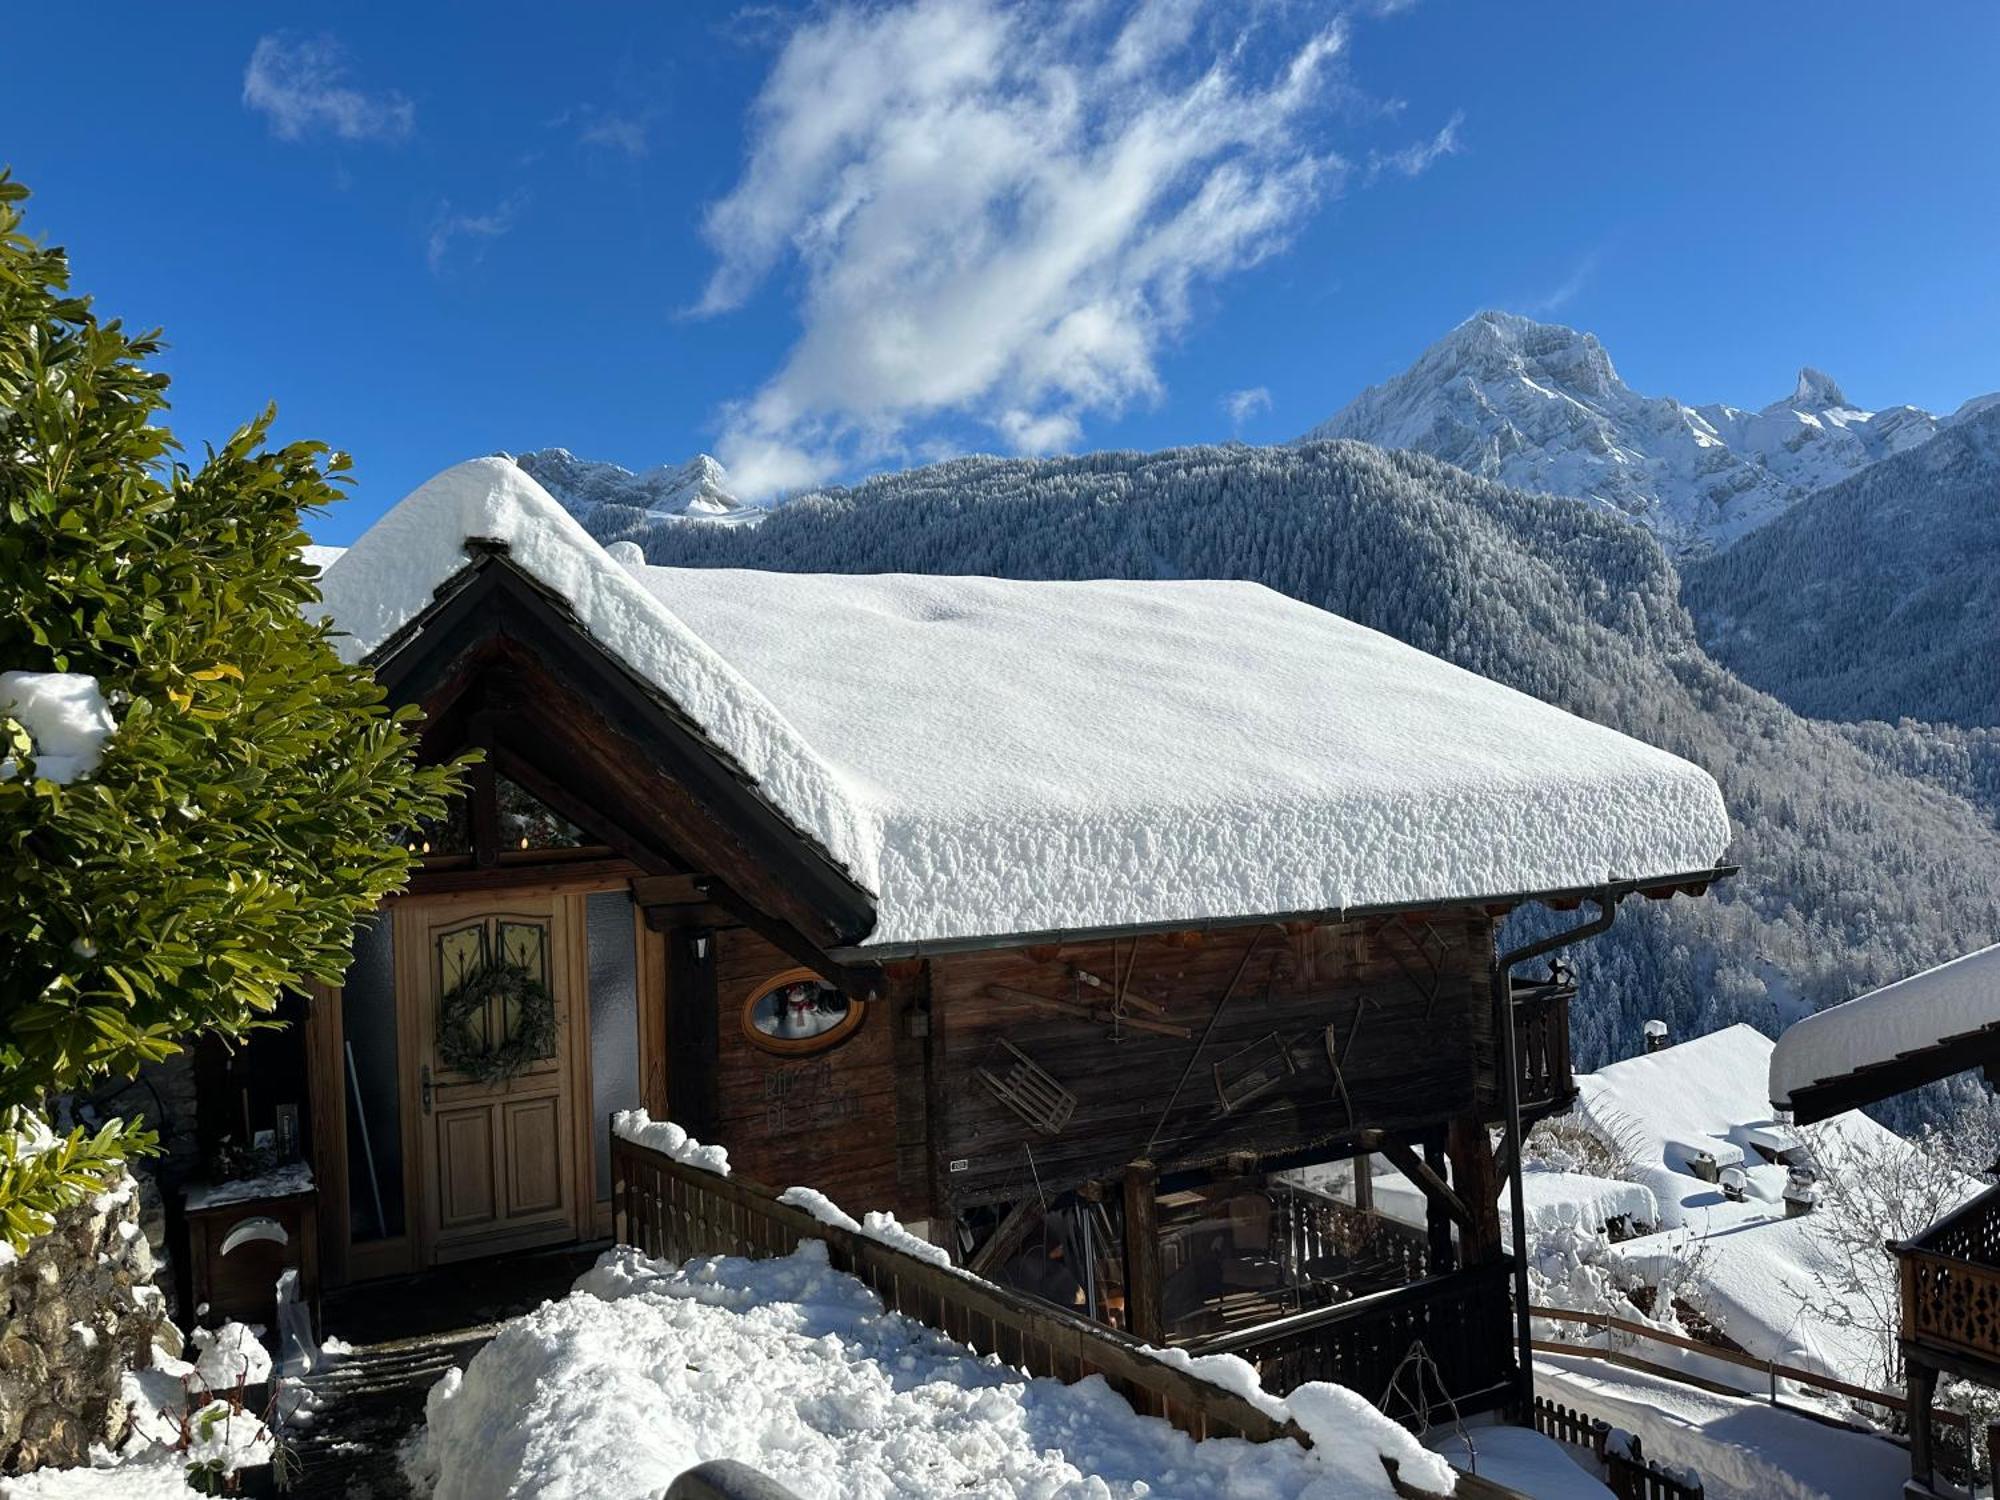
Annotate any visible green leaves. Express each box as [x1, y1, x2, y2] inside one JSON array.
[[0, 1109, 157, 1252], [0, 171, 465, 1143]]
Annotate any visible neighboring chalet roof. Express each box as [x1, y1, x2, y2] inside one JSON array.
[[1770, 942, 2000, 1123], [317, 457, 1732, 950]]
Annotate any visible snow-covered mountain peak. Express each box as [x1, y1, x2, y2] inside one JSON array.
[[512, 448, 745, 521], [1307, 313, 1993, 551], [1779, 366, 1852, 413]]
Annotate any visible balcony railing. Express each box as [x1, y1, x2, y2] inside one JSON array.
[[1899, 1180, 2000, 1368], [1183, 1257, 1518, 1425], [1512, 981, 1575, 1116]]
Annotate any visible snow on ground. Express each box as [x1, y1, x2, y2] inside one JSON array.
[[1424, 1426, 1612, 1500], [1771, 942, 2000, 1107], [404, 1240, 1455, 1500], [1536, 1354, 1909, 1500], [0, 1322, 279, 1500], [319, 456, 1730, 949], [0, 671, 115, 784], [1565, 1024, 1976, 1390]]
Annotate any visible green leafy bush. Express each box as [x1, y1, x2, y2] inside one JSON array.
[[0, 172, 461, 1242]]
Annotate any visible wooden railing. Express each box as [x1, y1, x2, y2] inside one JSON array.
[[1900, 1180, 2000, 1368], [1512, 982, 1574, 1114], [1188, 1258, 1517, 1426]]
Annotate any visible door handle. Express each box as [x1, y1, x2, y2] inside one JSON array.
[[421, 1063, 433, 1115]]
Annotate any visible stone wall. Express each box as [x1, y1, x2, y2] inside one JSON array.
[[0, 1177, 174, 1473]]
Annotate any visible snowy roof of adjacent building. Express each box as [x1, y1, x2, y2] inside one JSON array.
[[316, 457, 1732, 948], [1769, 942, 2000, 1110]]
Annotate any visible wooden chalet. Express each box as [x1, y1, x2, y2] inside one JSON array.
[[193, 457, 1733, 1429], [1770, 944, 2000, 1495]]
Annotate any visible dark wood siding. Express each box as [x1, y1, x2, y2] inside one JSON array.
[[930, 914, 1493, 1210], [707, 928, 901, 1211]]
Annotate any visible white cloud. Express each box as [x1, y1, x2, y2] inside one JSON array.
[[1366, 109, 1462, 182], [243, 34, 413, 144], [579, 114, 651, 158], [427, 193, 527, 275], [1223, 385, 1272, 429], [696, 0, 1350, 498]]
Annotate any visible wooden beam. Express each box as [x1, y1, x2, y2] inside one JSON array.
[[1447, 1114, 1504, 1265], [697, 875, 877, 1001], [967, 1200, 1040, 1278], [1123, 1160, 1164, 1345], [665, 922, 720, 1139], [1375, 1134, 1477, 1234]]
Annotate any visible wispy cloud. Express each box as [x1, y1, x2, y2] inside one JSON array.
[[1365, 109, 1462, 182], [578, 113, 651, 158], [427, 192, 527, 275], [1223, 386, 1272, 429], [243, 34, 413, 144], [1527, 249, 1600, 315], [695, 0, 1352, 498]]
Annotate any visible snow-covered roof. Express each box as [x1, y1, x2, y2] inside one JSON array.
[[317, 457, 1732, 948], [1769, 942, 2000, 1110]]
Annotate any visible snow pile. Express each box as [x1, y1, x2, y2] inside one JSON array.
[[1769, 942, 2000, 1107], [321, 457, 1730, 948], [404, 1241, 1455, 1500], [189, 1321, 274, 1391], [1505, 1174, 1659, 1237], [0, 671, 115, 784], [611, 1110, 731, 1176]]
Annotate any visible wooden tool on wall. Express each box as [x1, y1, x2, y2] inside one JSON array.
[[981, 983, 1192, 1040], [977, 1039, 1078, 1136]]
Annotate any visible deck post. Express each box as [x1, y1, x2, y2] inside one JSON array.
[[1908, 1356, 1938, 1489], [1123, 1160, 1163, 1346]]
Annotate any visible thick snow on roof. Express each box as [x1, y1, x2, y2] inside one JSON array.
[[320, 457, 1730, 947], [1769, 942, 2000, 1107]]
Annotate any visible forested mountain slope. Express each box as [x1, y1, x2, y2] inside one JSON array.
[[597, 440, 2000, 1107], [1683, 405, 2000, 730]]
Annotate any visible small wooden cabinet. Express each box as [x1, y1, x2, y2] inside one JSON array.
[[183, 1166, 320, 1334]]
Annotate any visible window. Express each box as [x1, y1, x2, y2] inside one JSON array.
[[740, 968, 865, 1055], [404, 769, 594, 866]]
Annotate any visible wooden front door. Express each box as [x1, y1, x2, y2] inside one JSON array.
[[405, 898, 583, 1264]]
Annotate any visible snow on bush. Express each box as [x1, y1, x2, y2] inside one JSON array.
[[0, 671, 115, 785], [612, 1110, 731, 1175], [403, 1241, 1455, 1500]]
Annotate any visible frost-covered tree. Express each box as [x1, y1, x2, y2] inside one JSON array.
[[0, 174, 459, 1246]]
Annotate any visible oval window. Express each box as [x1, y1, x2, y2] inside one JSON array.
[[741, 968, 864, 1055]]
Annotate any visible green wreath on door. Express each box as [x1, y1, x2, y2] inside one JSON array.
[[436, 956, 557, 1083]]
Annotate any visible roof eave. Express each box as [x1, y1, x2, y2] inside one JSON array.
[[829, 863, 1738, 963]]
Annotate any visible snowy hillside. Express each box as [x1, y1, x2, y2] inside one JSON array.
[[512, 447, 754, 525], [1304, 310, 1995, 552], [1683, 403, 2000, 729]]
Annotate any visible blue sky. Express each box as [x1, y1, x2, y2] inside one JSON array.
[[6, 2, 1996, 542]]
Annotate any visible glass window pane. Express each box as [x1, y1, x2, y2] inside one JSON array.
[[586, 892, 641, 1201], [341, 917, 404, 1241], [497, 775, 584, 851]]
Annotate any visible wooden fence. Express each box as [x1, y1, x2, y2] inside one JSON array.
[[611, 1131, 1541, 1500], [1529, 1303, 1966, 1438], [1526, 1396, 1702, 1500]]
